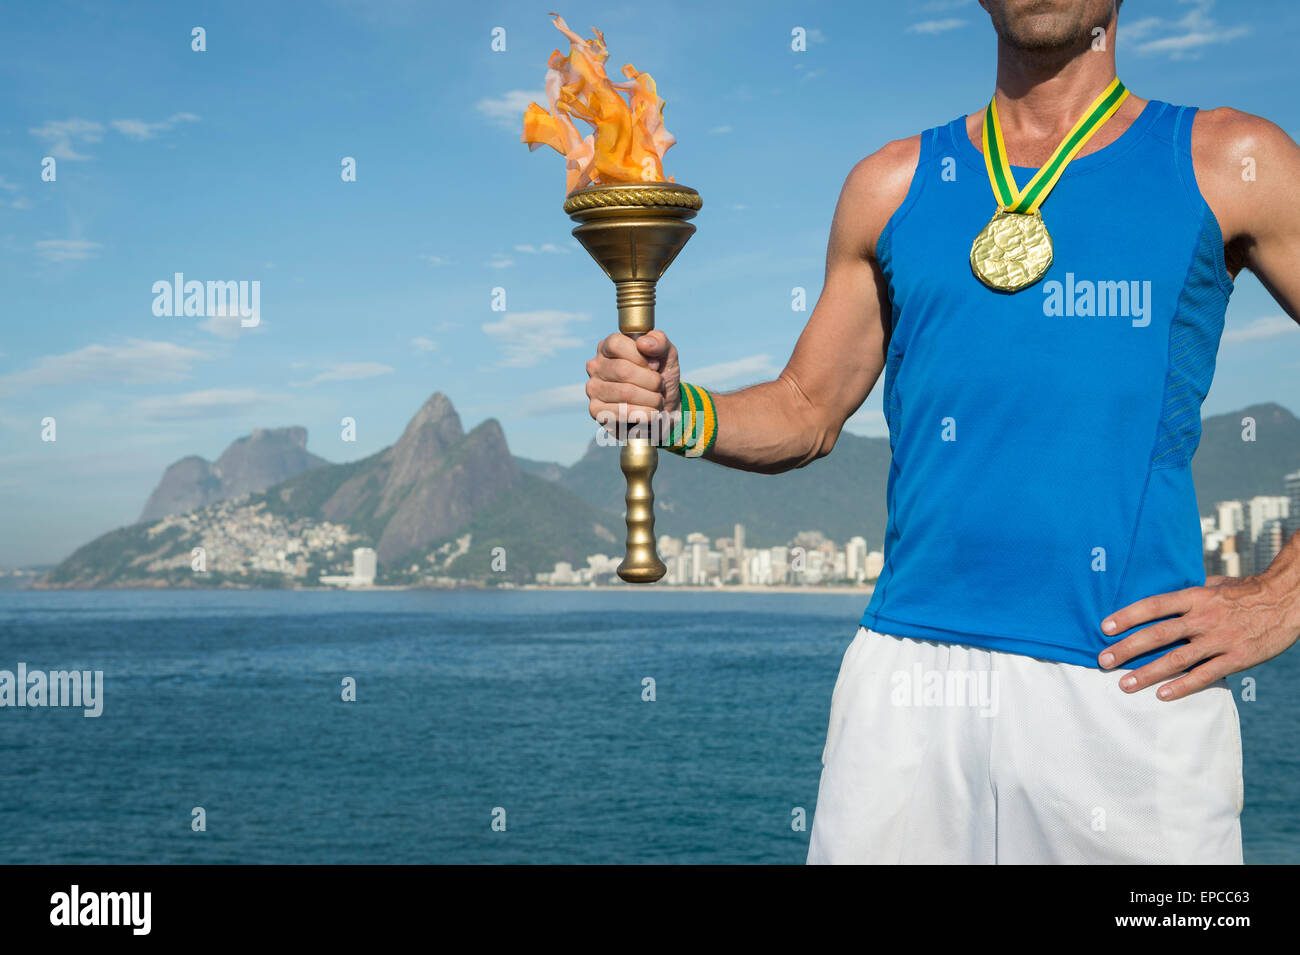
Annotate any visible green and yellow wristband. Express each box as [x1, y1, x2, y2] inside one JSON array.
[[664, 382, 717, 458]]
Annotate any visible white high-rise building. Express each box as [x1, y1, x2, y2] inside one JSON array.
[[846, 536, 868, 581], [1217, 500, 1245, 536], [1287, 471, 1300, 537], [658, 535, 683, 559], [1247, 496, 1289, 544], [734, 524, 747, 584], [705, 551, 723, 584], [865, 551, 885, 581], [672, 552, 692, 585], [769, 546, 790, 585], [831, 551, 847, 581], [688, 532, 710, 585], [353, 547, 377, 585], [1254, 518, 1287, 577]]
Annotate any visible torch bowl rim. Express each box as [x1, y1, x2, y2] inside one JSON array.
[[563, 182, 702, 217]]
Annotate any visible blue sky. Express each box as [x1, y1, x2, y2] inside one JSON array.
[[2, 0, 1299, 565]]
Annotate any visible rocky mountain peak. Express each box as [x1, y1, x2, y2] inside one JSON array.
[[245, 426, 308, 448], [378, 392, 467, 511], [139, 427, 329, 523]]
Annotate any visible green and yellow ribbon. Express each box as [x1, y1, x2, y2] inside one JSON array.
[[982, 78, 1129, 214]]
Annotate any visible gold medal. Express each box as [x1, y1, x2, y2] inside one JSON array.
[[971, 208, 1053, 292], [972, 78, 1129, 292]]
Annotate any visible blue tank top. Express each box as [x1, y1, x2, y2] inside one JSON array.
[[860, 101, 1234, 669]]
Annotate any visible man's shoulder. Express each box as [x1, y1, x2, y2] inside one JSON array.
[[830, 136, 927, 260], [845, 134, 924, 194], [1189, 106, 1300, 242], [1191, 106, 1293, 161]]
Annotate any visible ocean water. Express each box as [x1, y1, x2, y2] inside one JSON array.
[[0, 589, 1295, 864]]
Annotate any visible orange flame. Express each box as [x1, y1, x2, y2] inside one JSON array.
[[522, 14, 677, 194]]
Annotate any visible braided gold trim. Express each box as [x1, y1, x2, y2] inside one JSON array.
[[563, 185, 702, 214]]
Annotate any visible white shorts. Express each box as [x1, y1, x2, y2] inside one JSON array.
[[807, 628, 1244, 864]]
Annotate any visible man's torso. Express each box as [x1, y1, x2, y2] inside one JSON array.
[[860, 99, 1233, 668]]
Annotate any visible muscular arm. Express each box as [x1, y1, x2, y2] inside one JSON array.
[[1098, 109, 1300, 698], [585, 136, 920, 474], [705, 137, 919, 473], [1194, 106, 1300, 314]]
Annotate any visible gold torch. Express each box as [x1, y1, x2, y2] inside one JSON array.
[[523, 15, 701, 583], [564, 183, 700, 582]]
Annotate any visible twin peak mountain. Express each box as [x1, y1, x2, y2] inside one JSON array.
[[139, 393, 533, 565]]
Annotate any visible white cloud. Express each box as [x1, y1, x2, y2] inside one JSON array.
[[1, 177, 29, 211], [35, 239, 101, 262], [198, 312, 264, 339], [681, 354, 779, 390], [513, 243, 569, 255], [1136, 26, 1248, 55], [0, 340, 208, 396], [110, 113, 199, 140], [483, 310, 589, 367], [709, 125, 734, 135], [1126, 0, 1249, 58], [487, 255, 514, 269], [30, 113, 198, 159], [1221, 315, 1295, 345], [28, 118, 104, 161], [412, 337, 438, 352], [1118, 16, 1164, 42], [297, 362, 395, 386], [133, 388, 282, 420], [521, 382, 588, 417], [806, 28, 828, 44], [186, 294, 264, 340], [111, 120, 166, 139], [907, 18, 967, 34], [419, 254, 445, 266], [476, 90, 546, 130]]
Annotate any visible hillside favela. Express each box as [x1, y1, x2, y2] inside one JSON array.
[[10, 393, 1300, 593]]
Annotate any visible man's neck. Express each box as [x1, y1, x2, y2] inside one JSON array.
[[992, 34, 1119, 140]]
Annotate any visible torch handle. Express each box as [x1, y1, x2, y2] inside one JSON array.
[[615, 317, 667, 583], [617, 435, 664, 583]]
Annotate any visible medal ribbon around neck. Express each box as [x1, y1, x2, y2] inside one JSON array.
[[983, 77, 1129, 213], [970, 78, 1130, 291]]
